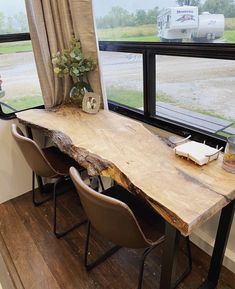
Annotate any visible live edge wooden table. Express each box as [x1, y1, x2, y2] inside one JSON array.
[[16, 106, 235, 289]]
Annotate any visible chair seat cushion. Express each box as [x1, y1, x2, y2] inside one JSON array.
[[42, 146, 85, 176], [103, 185, 165, 244]]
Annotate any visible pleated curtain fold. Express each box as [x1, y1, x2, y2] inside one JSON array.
[[25, 0, 106, 109]]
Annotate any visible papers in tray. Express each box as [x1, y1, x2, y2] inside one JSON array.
[[174, 141, 222, 166]]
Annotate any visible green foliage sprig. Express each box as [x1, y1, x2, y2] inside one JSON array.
[[52, 38, 96, 82]]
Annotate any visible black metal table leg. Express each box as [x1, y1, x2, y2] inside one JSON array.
[[160, 223, 180, 289], [198, 200, 235, 289]]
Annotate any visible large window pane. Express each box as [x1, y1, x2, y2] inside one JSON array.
[[93, 0, 235, 44], [0, 0, 29, 34], [100, 51, 143, 110], [156, 55, 235, 136], [0, 41, 43, 114], [0, 0, 43, 114]]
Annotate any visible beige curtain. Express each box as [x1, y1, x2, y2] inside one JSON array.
[[25, 0, 107, 109]]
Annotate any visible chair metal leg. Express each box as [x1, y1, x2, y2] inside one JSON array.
[[98, 175, 105, 191], [137, 236, 165, 289], [171, 236, 192, 289], [84, 222, 121, 271], [32, 171, 52, 207], [53, 176, 87, 238]]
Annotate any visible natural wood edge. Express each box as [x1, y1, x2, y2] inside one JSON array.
[[0, 232, 24, 289], [102, 166, 190, 236], [18, 115, 192, 235], [19, 111, 233, 237], [17, 117, 113, 176]]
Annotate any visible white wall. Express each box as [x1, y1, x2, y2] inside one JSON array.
[[0, 119, 31, 203], [191, 212, 235, 273]]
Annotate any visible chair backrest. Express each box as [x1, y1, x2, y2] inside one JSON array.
[[11, 124, 58, 178], [70, 167, 150, 248]]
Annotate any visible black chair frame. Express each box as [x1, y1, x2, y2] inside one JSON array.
[[84, 221, 192, 289]]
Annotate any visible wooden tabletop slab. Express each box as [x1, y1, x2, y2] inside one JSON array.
[[16, 106, 235, 236]]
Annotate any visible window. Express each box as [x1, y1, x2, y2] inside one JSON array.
[[100, 51, 144, 111], [0, 0, 43, 119], [94, 0, 235, 44], [155, 55, 235, 137], [94, 0, 235, 147]]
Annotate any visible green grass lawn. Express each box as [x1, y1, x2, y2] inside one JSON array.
[[100, 32, 235, 43], [104, 35, 159, 42], [98, 23, 235, 43], [107, 86, 235, 136], [224, 30, 235, 43], [225, 18, 235, 30], [0, 41, 32, 54], [107, 86, 188, 110], [107, 86, 143, 108], [1, 95, 43, 114], [98, 24, 156, 40]]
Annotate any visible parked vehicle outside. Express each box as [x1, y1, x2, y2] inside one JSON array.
[[157, 6, 224, 43]]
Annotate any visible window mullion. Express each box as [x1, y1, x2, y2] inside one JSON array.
[[0, 33, 30, 43], [143, 50, 156, 117]]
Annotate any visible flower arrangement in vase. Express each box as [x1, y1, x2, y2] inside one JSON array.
[[52, 37, 96, 106]]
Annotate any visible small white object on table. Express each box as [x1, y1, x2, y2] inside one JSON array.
[[174, 141, 223, 166]]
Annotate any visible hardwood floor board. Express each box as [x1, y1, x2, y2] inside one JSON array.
[[60, 192, 160, 288], [0, 190, 234, 289], [64, 224, 142, 289], [0, 233, 24, 289], [43, 190, 235, 289], [52, 193, 213, 289], [17, 192, 160, 289], [0, 201, 60, 289], [13, 191, 141, 289], [189, 243, 235, 289], [12, 193, 97, 289], [61, 193, 195, 288]]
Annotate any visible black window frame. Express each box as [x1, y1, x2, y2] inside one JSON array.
[[99, 41, 235, 148], [0, 32, 44, 120], [1, 34, 234, 147]]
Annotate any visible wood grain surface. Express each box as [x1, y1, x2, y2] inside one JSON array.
[[16, 106, 235, 236]]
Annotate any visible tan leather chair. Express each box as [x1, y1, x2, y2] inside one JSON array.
[[11, 124, 87, 238], [70, 167, 192, 289], [70, 167, 163, 288]]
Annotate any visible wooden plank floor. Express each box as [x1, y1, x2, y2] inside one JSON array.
[[0, 189, 234, 289]]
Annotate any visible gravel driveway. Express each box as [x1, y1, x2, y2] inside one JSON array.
[[100, 51, 235, 120], [1, 51, 234, 121]]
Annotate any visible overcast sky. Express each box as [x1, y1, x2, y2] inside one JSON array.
[[0, 0, 178, 17], [93, 0, 177, 16], [0, 0, 207, 17], [0, 0, 26, 16]]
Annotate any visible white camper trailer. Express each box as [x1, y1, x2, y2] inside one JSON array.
[[192, 12, 225, 41], [158, 6, 225, 42], [157, 6, 199, 42]]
